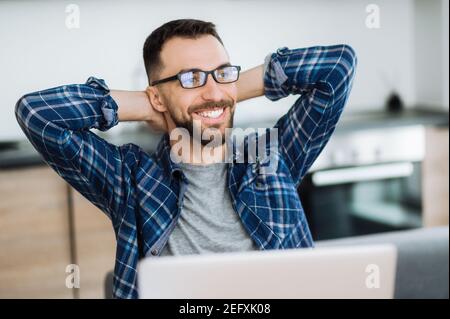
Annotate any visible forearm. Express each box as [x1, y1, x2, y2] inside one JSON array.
[[236, 64, 265, 102], [112, 90, 153, 122]]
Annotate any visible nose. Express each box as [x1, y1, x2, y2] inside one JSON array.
[[200, 73, 224, 101]]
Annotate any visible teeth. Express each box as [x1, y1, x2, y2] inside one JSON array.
[[198, 108, 224, 119]]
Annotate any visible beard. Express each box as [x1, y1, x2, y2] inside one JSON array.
[[167, 99, 235, 146]]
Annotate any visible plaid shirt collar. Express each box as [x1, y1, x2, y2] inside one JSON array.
[[154, 133, 182, 180]]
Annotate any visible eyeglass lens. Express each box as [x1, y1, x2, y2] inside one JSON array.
[[179, 66, 239, 88]]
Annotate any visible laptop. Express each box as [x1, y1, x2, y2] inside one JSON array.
[[137, 244, 397, 299]]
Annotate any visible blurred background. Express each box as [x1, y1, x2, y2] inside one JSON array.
[[0, 0, 448, 298]]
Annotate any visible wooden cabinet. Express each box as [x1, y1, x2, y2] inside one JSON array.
[[0, 166, 72, 298], [422, 126, 449, 227], [0, 166, 116, 299]]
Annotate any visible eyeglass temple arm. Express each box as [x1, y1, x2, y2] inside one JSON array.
[[150, 75, 178, 86]]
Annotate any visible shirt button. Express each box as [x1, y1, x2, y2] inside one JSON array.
[[277, 46, 289, 55], [151, 249, 158, 256]]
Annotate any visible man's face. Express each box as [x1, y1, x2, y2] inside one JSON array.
[[155, 35, 237, 145]]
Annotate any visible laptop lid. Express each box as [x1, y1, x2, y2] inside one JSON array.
[[137, 244, 397, 299]]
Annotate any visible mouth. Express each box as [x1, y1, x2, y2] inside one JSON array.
[[192, 106, 227, 125]]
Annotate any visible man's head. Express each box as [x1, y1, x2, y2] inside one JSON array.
[[144, 19, 238, 146]]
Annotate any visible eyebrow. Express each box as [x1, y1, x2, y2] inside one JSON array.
[[178, 62, 231, 73]]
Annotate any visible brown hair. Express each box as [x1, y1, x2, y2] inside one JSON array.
[[143, 19, 224, 84]]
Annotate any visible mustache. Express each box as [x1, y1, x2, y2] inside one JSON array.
[[189, 99, 234, 114]]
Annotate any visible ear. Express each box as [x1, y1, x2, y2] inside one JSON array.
[[146, 86, 168, 113]]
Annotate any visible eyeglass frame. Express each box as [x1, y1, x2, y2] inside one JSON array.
[[149, 63, 241, 89]]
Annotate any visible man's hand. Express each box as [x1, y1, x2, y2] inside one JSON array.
[[112, 89, 167, 132]]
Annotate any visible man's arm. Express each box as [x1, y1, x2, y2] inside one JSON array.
[[15, 77, 158, 223], [270, 45, 357, 186], [238, 45, 357, 187], [236, 65, 265, 102], [114, 90, 152, 121], [113, 89, 167, 132]]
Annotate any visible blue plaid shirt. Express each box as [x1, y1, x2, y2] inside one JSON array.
[[15, 44, 356, 299]]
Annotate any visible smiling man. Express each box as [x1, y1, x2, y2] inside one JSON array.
[[15, 19, 357, 298]]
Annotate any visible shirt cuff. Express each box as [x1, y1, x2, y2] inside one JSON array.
[[263, 49, 290, 101], [86, 77, 119, 131]]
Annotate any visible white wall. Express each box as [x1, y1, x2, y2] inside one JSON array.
[[414, 0, 449, 110], [442, 0, 449, 110], [0, 0, 444, 141]]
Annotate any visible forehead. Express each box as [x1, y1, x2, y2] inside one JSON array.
[[159, 35, 230, 76]]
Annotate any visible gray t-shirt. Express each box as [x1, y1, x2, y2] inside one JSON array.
[[160, 162, 258, 256]]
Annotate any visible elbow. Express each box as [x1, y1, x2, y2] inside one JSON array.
[[325, 45, 357, 105], [15, 93, 35, 132], [15, 95, 29, 127], [340, 44, 358, 73], [333, 44, 357, 89]]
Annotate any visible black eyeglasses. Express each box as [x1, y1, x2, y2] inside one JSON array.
[[150, 64, 241, 89]]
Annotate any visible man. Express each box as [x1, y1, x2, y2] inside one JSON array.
[[15, 19, 357, 299]]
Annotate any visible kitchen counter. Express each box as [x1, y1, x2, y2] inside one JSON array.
[[1, 108, 448, 169], [334, 108, 449, 132], [0, 129, 164, 169]]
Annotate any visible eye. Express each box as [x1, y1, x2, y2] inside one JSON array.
[[192, 72, 202, 84], [216, 68, 228, 79], [180, 71, 204, 88], [215, 66, 238, 82]]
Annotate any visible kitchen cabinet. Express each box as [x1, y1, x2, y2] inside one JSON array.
[[423, 126, 449, 227], [0, 166, 116, 299], [0, 166, 72, 298]]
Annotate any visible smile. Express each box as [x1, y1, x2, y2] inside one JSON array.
[[193, 107, 227, 123], [196, 107, 224, 118]]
